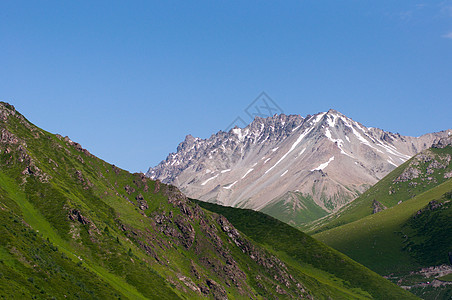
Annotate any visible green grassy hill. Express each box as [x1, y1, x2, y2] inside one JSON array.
[[313, 179, 451, 274], [0, 102, 416, 299], [260, 191, 329, 227], [193, 199, 417, 299], [313, 180, 452, 299], [308, 145, 452, 235]]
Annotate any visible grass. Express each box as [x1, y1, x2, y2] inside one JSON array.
[[438, 273, 452, 282], [314, 179, 452, 275], [308, 146, 452, 235], [0, 172, 154, 299], [0, 102, 416, 299], [193, 199, 418, 299], [260, 191, 328, 226]]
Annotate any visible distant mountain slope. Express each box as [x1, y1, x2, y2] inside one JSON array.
[[313, 180, 452, 299], [0, 102, 415, 299], [147, 110, 450, 227], [192, 199, 417, 299], [313, 179, 451, 274], [308, 142, 452, 234]]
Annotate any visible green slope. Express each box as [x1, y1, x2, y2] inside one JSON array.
[[260, 191, 328, 226], [0, 102, 416, 299], [314, 179, 452, 275], [193, 199, 418, 299], [308, 146, 452, 235]]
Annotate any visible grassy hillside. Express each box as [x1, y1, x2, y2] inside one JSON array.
[[0, 102, 416, 299], [260, 191, 328, 227], [308, 146, 452, 234], [314, 179, 452, 274], [193, 199, 418, 299], [401, 191, 451, 267]]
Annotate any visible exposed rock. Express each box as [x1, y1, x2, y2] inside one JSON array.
[[432, 136, 452, 149], [111, 164, 120, 175], [394, 167, 421, 183], [414, 201, 443, 219], [190, 262, 201, 279], [0, 102, 17, 121], [68, 209, 90, 225], [22, 166, 34, 175], [124, 185, 135, 194], [1, 128, 19, 144], [217, 215, 306, 296], [174, 216, 195, 248], [75, 170, 84, 182], [147, 110, 450, 221], [198, 283, 210, 295], [177, 274, 200, 293], [372, 199, 387, 214], [63, 136, 92, 156], [206, 279, 227, 300], [154, 179, 161, 193], [135, 194, 148, 210]]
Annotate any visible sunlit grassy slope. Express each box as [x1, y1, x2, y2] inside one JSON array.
[[193, 199, 418, 299], [314, 179, 452, 275], [308, 146, 452, 235], [0, 102, 417, 299]]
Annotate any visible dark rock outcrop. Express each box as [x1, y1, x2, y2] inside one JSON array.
[[372, 199, 387, 214]]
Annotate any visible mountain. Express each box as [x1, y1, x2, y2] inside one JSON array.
[[191, 199, 419, 299], [147, 110, 450, 227], [310, 142, 452, 299], [308, 138, 452, 234], [0, 101, 416, 299], [313, 180, 452, 299]]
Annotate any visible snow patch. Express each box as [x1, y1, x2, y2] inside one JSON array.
[[312, 112, 326, 124], [265, 126, 315, 174], [232, 128, 246, 142], [387, 159, 398, 167], [311, 156, 335, 171], [241, 168, 254, 179], [325, 128, 354, 158], [223, 181, 238, 189], [280, 170, 288, 177], [326, 114, 338, 127], [377, 141, 411, 159], [221, 169, 231, 174], [201, 174, 219, 186]]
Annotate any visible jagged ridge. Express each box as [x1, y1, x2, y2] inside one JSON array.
[[147, 109, 450, 227]]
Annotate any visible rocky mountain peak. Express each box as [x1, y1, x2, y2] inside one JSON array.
[[147, 110, 450, 226]]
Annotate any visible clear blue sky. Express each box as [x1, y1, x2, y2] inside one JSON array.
[[1, 1, 451, 172]]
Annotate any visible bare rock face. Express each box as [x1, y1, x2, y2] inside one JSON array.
[[432, 136, 452, 149], [147, 110, 451, 225], [394, 149, 451, 185], [68, 209, 90, 225], [372, 200, 387, 214]]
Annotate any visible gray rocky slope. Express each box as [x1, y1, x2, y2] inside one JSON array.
[[147, 110, 451, 226]]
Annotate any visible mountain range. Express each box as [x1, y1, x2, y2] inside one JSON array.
[[147, 110, 450, 227], [0, 102, 417, 299], [312, 141, 452, 299]]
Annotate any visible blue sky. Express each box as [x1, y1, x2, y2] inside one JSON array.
[[1, 1, 451, 172]]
